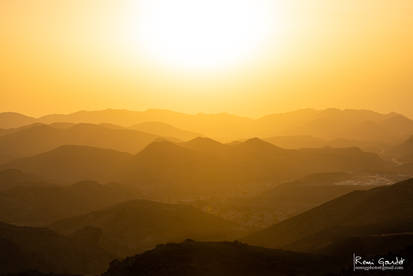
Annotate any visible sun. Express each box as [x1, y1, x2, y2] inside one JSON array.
[[126, 0, 282, 71]]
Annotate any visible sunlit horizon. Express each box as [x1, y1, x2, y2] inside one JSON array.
[[1, 0, 412, 117]]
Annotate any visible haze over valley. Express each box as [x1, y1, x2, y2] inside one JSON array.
[[2, 0, 413, 274]]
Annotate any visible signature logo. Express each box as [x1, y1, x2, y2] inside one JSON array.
[[353, 253, 406, 271]]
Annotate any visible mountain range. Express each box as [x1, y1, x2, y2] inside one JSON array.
[[1, 145, 132, 183], [131, 121, 201, 141], [2, 108, 413, 143], [0, 108, 413, 275], [1, 137, 391, 198], [120, 138, 391, 199], [0, 123, 157, 164]]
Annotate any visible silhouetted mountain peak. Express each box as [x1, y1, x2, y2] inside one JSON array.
[[238, 137, 284, 152], [0, 112, 36, 128], [383, 113, 410, 121], [187, 136, 221, 145], [0, 112, 28, 116], [132, 122, 179, 135], [183, 137, 227, 152], [2, 145, 132, 184]]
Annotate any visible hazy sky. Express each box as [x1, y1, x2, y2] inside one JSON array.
[[1, 0, 412, 118]]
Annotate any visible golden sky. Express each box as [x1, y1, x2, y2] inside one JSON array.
[[1, 0, 412, 117]]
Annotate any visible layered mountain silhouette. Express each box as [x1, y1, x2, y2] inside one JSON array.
[[131, 121, 201, 141], [2, 138, 390, 198], [181, 136, 230, 153], [265, 135, 390, 154], [117, 138, 390, 199], [35, 108, 413, 142], [0, 108, 412, 275], [0, 180, 140, 226], [0, 123, 42, 137], [0, 112, 36, 129], [0, 123, 156, 164], [2, 145, 132, 183], [244, 178, 413, 253], [36, 109, 251, 141], [3, 108, 413, 143], [51, 199, 245, 257], [257, 109, 413, 142], [0, 221, 111, 275], [192, 172, 384, 228]]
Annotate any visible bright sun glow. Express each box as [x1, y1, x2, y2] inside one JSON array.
[[128, 0, 282, 71]]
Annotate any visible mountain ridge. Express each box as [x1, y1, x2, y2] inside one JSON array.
[[2, 108, 412, 142], [244, 178, 413, 252], [51, 199, 246, 257], [3, 138, 391, 199]]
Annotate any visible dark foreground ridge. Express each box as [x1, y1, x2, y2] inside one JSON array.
[[103, 240, 339, 276]]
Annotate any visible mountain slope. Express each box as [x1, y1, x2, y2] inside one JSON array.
[[0, 123, 156, 163], [265, 135, 390, 154], [192, 172, 382, 228], [181, 137, 230, 153], [2, 145, 132, 183], [131, 121, 201, 141], [265, 135, 327, 149], [117, 138, 390, 200], [256, 109, 413, 142], [0, 169, 45, 191], [3, 137, 390, 199], [387, 135, 413, 163], [0, 181, 140, 226], [0, 112, 36, 129], [244, 178, 413, 252], [51, 199, 245, 257], [0, 221, 112, 275]]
